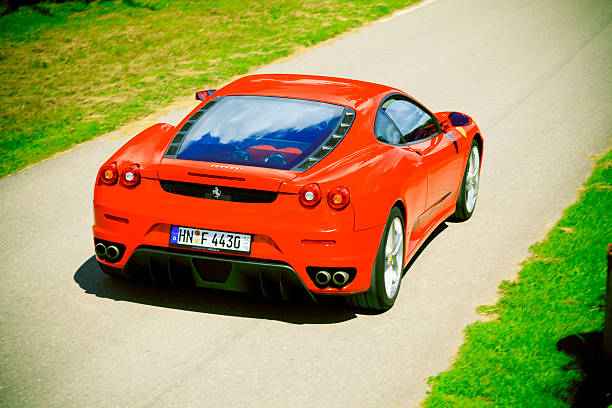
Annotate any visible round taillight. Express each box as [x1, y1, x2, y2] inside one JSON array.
[[99, 162, 118, 185], [327, 186, 350, 210], [120, 164, 141, 187], [299, 183, 322, 207]]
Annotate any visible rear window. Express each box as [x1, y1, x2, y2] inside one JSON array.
[[173, 95, 346, 170]]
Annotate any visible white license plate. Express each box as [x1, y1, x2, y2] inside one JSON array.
[[169, 226, 251, 254]]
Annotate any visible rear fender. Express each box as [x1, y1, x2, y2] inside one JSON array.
[[283, 145, 424, 232], [104, 123, 175, 179], [350, 146, 425, 232]]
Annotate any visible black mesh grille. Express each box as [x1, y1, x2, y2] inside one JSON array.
[[335, 125, 348, 136], [293, 107, 355, 171], [172, 133, 185, 144], [297, 162, 311, 170], [160, 180, 278, 203], [324, 137, 340, 148], [312, 149, 328, 159], [190, 110, 205, 121]]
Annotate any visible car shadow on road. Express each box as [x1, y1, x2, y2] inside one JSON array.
[[403, 222, 448, 274], [75, 223, 450, 323], [74, 256, 357, 325]]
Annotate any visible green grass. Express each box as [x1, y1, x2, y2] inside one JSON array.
[[423, 149, 612, 407], [0, 0, 419, 178]]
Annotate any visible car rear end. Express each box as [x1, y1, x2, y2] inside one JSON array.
[[93, 93, 383, 299]]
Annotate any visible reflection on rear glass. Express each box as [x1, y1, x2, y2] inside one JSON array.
[[177, 96, 345, 170]]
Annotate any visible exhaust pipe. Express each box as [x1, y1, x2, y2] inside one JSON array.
[[315, 270, 331, 286], [333, 271, 349, 286], [95, 243, 107, 258], [106, 245, 120, 261]]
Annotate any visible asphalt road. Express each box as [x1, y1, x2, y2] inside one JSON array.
[[1, 0, 611, 406]]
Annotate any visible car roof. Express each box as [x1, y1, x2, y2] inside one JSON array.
[[215, 74, 399, 110]]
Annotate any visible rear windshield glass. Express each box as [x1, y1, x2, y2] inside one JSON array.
[[175, 95, 345, 170]]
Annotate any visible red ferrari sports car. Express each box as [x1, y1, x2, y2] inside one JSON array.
[[93, 74, 482, 310]]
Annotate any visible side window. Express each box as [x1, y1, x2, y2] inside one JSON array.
[[374, 109, 401, 144], [383, 99, 438, 144]]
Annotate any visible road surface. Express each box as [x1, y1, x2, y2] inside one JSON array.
[[1, 0, 611, 406]]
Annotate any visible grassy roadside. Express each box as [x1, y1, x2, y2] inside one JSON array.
[[423, 149, 612, 407], [0, 0, 419, 179]]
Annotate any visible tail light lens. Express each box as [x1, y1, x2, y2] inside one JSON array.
[[327, 186, 350, 210], [299, 183, 322, 207], [99, 162, 118, 185], [120, 164, 141, 187]]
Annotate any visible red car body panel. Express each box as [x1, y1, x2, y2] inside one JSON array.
[[93, 74, 483, 296]]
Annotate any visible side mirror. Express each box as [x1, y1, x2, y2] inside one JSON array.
[[434, 112, 451, 131], [195, 89, 216, 101]]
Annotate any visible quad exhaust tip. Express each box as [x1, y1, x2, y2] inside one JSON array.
[[95, 242, 121, 261], [95, 243, 107, 258], [314, 270, 350, 287], [315, 270, 331, 286], [106, 245, 120, 261], [332, 271, 349, 286]]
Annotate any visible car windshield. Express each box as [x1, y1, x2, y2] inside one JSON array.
[[175, 95, 345, 170]]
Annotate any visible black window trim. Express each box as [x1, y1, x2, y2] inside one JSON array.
[[373, 93, 442, 147]]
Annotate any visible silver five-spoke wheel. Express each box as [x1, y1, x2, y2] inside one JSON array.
[[465, 146, 480, 213], [452, 140, 481, 221], [384, 217, 404, 299], [346, 206, 404, 311]]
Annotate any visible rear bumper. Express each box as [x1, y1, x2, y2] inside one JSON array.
[[93, 178, 384, 294], [116, 246, 316, 302]]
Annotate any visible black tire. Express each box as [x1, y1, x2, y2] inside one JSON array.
[[452, 139, 481, 221], [346, 207, 405, 311]]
